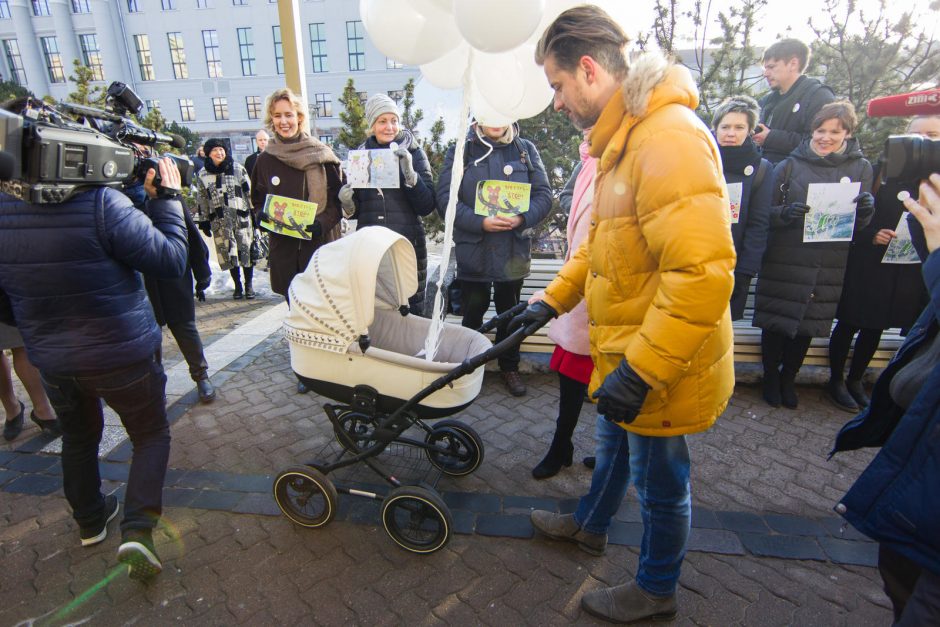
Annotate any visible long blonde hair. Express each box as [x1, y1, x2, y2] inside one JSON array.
[[263, 87, 309, 136]]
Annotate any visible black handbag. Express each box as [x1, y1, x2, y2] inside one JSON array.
[[250, 228, 269, 264]]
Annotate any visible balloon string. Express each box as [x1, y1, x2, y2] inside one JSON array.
[[424, 50, 475, 363]]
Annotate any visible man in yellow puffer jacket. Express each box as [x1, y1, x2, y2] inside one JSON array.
[[511, 5, 736, 623]]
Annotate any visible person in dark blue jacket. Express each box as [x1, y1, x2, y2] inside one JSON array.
[[436, 119, 553, 396], [0, 158, 188, 582], [832, 172, 940, 625], [711, 95, 772, 320], [338, 93, 436, 315]]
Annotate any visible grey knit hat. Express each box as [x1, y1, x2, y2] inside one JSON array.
[[365, 93, 400, 130]]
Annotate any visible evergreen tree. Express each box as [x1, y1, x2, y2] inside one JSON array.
[[400, 77, 424, 133], [165, 120, 202, 155], [0, 80, 30, 104], [418, 115, 454, 240], [66, 59, 106, 107], [338, 78, 368, 152]]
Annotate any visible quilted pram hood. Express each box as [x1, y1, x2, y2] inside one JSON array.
[[284, 226, 419, 353]]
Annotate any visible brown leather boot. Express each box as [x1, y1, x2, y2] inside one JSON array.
[[530, 511, 607, 556], [581, 581, 677, 623]]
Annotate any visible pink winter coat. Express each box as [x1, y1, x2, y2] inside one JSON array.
[[546, 139, 596, 356]]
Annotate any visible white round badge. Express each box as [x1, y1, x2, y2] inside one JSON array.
[[792, 102, 801, 113], [271, 176, 280, 186], [503, 164, 513, 176], [897, 190, 911, 202], [744, 165, 755, 176], [840, 176, 851, 184], [389, 142, 399, 151]]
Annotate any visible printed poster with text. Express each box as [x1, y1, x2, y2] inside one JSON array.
[[474, 180, 532, 218], [726, 182, 743, 224], [345, 149, 399, 189], [882, 212, 920, 264], [260, 194, 319, 240], [803, 181, 860, 243]]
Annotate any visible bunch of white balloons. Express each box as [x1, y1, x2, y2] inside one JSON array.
[[360, 0, 579, 125]]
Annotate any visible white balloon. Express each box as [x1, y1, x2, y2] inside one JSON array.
[[359, 0, 460, 66], [420, 43, 470, 90], [472, 50, 526, 115], [525, 0, 580, 45], [411, 0, 453, 14], [504, 60, 554, 119], [454, 0, 545, 53], [470, 83, 515, 127]]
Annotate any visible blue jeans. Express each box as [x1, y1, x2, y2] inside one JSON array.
[[40, 354, 170, 534], [574, 415, 691, 596]]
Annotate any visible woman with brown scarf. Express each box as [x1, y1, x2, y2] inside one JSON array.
[[250, 88, 344, 300]]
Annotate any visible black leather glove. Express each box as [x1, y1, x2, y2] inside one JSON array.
[[198, 221, 212, 237], [592, 360, 650, 424], [507, 300, 557, 335], [194, 277, 210, 302], [854, 192, 875, 220], [195, 289, 206, 302], [780, 202, 810, 224], [306, 220, 323, 238]]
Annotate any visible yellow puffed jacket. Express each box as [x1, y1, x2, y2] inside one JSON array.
[[542, 53, 736, 437]]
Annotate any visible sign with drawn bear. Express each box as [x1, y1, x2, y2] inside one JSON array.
[[473, 180, 532, 218], [260, 194, 319, 240]]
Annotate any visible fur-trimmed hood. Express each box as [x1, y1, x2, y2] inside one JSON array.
[[620, 51, 697, 118]]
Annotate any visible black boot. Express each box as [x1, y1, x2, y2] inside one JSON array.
[[762, 368, 782, 408], [231, 268, 243, 300], [826, 378, 859, 413], [845, 378, 870, 409], [244, 267, 255, 300], [532, 437, 574, 479], [780, 373, 799, 409]]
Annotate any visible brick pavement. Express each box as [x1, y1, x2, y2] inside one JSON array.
[[0, 295, 896, 625]]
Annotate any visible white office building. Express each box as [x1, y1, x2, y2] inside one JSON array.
[[0, 0, 420, 160]]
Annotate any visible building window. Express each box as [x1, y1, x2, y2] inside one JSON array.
[[233, 0, 247, 4], [246, 95, 261, 119], [309, 22, 327, 73], [31, 0, 51, 16], [3, 40, 26, 85], [387, 90, 404, 104], [127, 0, 139, 12], [319, 134, 333, 145], [145, 99, 160, 112], [196, 0, 209, 7], [161, 0, 176, 9], [179, 98, 195, 122], [387, 58, 404, 70], [272, 25, 283, 75], [0, 1, 11, 19], [202, 29, 222, 78], [167, 32, 188, 79], [40, 37, 65, 83], [346, 20, 365, 71], [237, 27, 255, 76], [133, 35, 154, 81], [313, 92, 331, 118], [212, 97, 229, 120], [79, 34, 104, 81], [71, 0, 90, 13]]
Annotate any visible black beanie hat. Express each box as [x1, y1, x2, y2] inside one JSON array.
[[203, 138, 226, 155]]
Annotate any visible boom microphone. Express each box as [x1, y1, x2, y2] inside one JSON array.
[[867, 88, 940, 118]]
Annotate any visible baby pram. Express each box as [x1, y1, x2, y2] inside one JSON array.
[[273, 226, 533, 554]]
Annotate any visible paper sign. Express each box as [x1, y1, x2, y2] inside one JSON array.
[[803, 181, 861, 243], [260, 194, 319, 240], [882, 212, 921, 264], [345, 149, 399, 189], [726, 182, 743, 224], [474, 180, 532, 218]]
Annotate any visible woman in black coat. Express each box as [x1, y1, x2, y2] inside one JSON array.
[[828, 115, 940, 412], [711, 95, 773, 319], [338, 94, 436, 315], [754, 101, 874, 409]]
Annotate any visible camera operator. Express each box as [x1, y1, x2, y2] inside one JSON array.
[[832, 173, 940, 625], [0, 157, 187, 582]]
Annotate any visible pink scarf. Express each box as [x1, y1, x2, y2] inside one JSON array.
[[566, 138, 597, 260]]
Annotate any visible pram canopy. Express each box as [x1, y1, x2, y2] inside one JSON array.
[[285, 226, 419, 354]]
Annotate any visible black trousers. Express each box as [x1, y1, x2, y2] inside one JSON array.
[[828, 321, 884, 381], [551, 371, 589, 448], [167, 320, 209, 382], [460, 279, 524, 372], [761, 330, 813, 378], [878, 545, 940, 625]]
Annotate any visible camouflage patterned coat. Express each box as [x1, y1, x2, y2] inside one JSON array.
[[194, 159, 255, 270]]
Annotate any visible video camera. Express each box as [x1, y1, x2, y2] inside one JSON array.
[[868, 87, 940, 183], [0, 81, 192, 203]]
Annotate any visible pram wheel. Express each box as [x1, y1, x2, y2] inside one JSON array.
[[381, 486, 452, 554], [425, 420, 484, 477], [333, 409, 377, 452], [273, 466, 338, 528]]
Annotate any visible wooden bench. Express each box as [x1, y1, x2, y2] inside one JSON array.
[[448, 258, 903, 368]]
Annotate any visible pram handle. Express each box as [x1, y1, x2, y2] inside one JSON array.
[[476, 301, 528, 334]]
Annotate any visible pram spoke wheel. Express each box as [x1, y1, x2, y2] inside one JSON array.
[[425, 420, 484, 477], [381, 486, 452, 554], [273, 466, 338, 528], [333, 410, 378, 452]]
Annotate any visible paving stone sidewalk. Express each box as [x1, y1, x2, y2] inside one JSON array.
[[0, 294, 895, 625]]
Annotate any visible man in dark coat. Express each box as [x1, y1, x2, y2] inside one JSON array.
[[0, 158, 187, 581], [190, 147, 206, 174], [243, 129, 269, 177], [753, 38, 835, 164]]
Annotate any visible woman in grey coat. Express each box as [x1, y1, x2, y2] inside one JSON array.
[[754, 101, 874, 409]]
